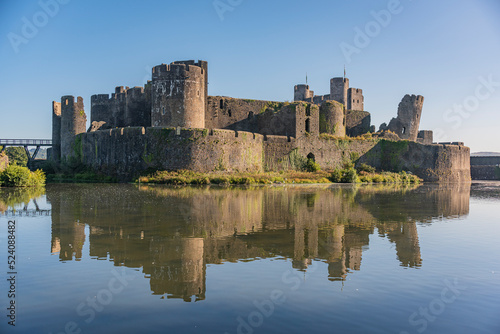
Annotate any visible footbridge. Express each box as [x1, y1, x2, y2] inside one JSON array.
[[0, 139, 52, 162]]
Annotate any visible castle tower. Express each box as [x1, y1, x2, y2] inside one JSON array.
[[347, 88, 364, 111], [151, 60, 207, 128], [294, 84, 314, 102], [51, 101, 62, 161], [319, 100, 346, 137], [330, 77, 349, 108], [387, 94, 424, 141], [60, 96, 87, 160], [90, 94, 111, 125]]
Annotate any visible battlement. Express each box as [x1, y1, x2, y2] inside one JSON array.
[[404, 94, 424, 104], [91, 94, 110, 104], [152, 61, 205, 80]]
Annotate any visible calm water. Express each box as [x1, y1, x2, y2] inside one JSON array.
[[0, 182, 499, 334]]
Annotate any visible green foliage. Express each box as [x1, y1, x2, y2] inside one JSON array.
[[357, 163, 376, 173], [6, 147, 28, 167], [328, 167, 358, 183], [0, 165, 45, 187], [287, 149, 308, 171], [305, 159, 321, 172], [342, 168, 359, 183]]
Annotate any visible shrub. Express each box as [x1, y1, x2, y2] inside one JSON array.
[[357, 163, 376, 174], [341, 168, 359, 183], [305, 159, 321, 172], [329, 168, 343, 183], [0, 165, 45, 187]]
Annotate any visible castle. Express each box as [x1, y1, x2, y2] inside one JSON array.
[[50, 60, 471, 182]]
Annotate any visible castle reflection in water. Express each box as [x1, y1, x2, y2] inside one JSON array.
[[47, 184, 470, 302]]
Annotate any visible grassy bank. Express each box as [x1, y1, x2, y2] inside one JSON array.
[[136, 169, 422, 185]]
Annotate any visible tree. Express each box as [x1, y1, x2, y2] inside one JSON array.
[[6, 147, 28, 167]]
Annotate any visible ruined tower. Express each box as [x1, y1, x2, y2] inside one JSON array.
[[60, 96, 87, 160], [151, 60, 207, 128], [51, 101, 62, 162], [294, 84, 314, 102], [319, 100, 346, 137], [387, 95, 424, 141], [330, 77, 349, 107]]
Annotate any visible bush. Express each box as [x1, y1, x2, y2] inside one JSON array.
[[357, 163, 376, 174], [0, 165, 45, 187], [305, 159, 321, 172], [341, 168, 359, 183], [329, 168, 343, 183]]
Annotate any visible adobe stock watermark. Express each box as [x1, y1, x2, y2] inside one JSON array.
[[340, 0, 414, 64], [7, 0, 71, 54], [399, 278, 466, 334], [48, 267, 136, 334], [433, 75, 500, 142], [213, 0, 244, 21]]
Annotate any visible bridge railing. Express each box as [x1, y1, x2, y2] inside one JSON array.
[[0, 139, 52, 146]]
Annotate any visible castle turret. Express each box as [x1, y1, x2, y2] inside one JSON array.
[[294, 84, 314, 102], [51, 101, 62, 161], [330, 77, 349, 107], [60, 96, 87, 160], [151, 60, 207, 128], [319, 100, 346, 137]]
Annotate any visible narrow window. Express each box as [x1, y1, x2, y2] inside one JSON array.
[[66, 99, 68, 105], [162, 107, 165, 115], [228, 110, 232, 117], [305, 118, 311, 133], [402, 127, 406, 134], [220, 99, 224, 109]]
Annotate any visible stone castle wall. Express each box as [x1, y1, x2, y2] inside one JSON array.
[[71, 127, 470, 182]]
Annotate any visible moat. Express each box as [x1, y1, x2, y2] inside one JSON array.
[[0, 182, 499, 333]]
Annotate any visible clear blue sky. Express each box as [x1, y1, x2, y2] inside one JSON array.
[[1, 0, 499, 152]]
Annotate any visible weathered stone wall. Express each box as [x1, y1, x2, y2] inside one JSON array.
[[471, 166, 499, 180], [359, 141, 471, 182], [51, 101, 61, 161], [91, 85, 152, 129], [206, 96, 271, 130], [60, 96, 86, 160], [347, 88, 364, 111], [77, 128, 264, 178], [75, 126, 470, 182], [346, 110, 370, 137], [151, 61, 207, 128], [319, 101, 345, 137]]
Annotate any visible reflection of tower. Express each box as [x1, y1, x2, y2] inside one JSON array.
[[48, 189, 86, 261], [324, 225, 347, 281], [382, 222, 422, 267], [148, 237, 206, 302], [293, 223, 312, 270]]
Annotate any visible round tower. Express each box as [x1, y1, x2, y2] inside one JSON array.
[[294, 84, 313, 102], [51, 101, 62, 161], [151, 60, 207, 128], [60, 96, 87, 160], [330, 77, 349, 107], [319, 101, 346, 137]]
